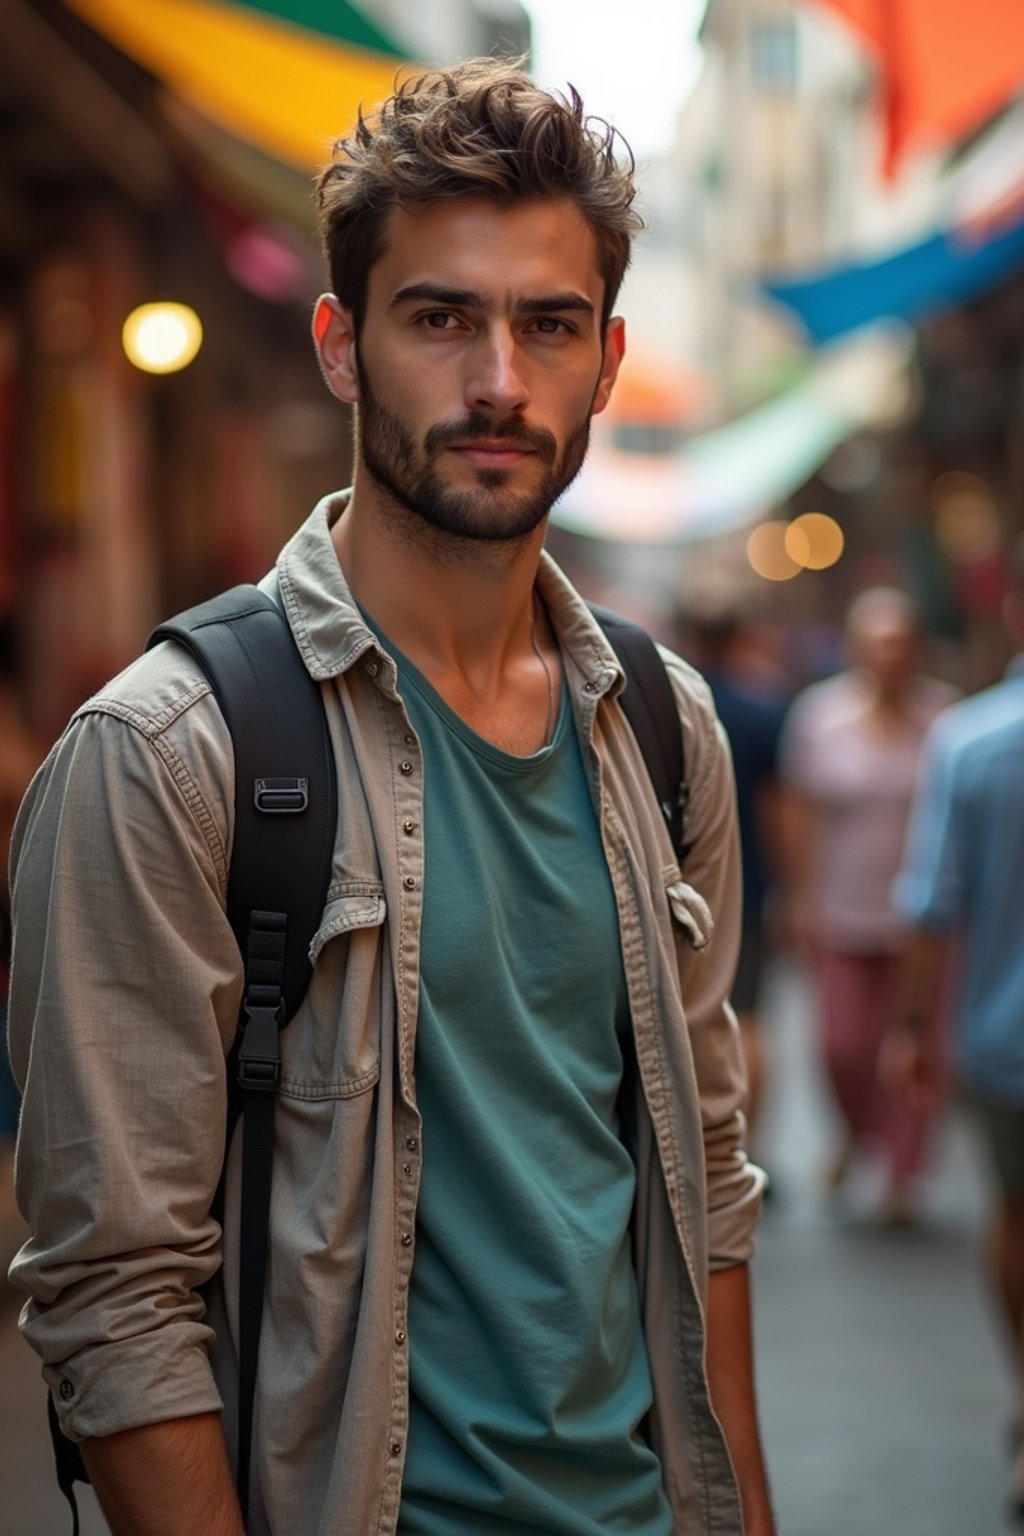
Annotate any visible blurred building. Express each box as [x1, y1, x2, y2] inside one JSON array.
[[589, 0, 1024, 688], [671, 0, 941, 407]]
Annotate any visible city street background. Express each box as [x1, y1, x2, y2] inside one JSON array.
[[1, 955, 1009, 1536]]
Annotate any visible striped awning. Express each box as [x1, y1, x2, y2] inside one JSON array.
[[64, 0, 409, 173]]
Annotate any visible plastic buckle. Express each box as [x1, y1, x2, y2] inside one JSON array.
[[238, 1003, 283, 1091], [254, 777, 309, 814]]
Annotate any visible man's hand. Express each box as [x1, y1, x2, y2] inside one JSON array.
[[880, 1020, 942, 1114], [80, 1411, 245, 1536], [884, 927, 950, 1114]]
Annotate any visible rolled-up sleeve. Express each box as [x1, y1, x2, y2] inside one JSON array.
[[8, 678, 242, 1441], [664, 654, 765, 1269]]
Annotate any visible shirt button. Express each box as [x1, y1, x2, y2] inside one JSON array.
[[401, 1232, 413, 1247], [402, 876, 416, 891], [404, 732, 416, 746], [59, 1379, 75, 1401], [584, 679, 600, 694], [402, 819, 417, 835], [395, 1329, 407, 1345], [399, 761, 414, 775], [390, 1440, 403, 1457], [403, 1163, 412, 1176], [406, 1136, 419, 1152], [366, 660, 379, 677]]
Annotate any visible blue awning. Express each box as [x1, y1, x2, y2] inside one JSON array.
[[763, 207, 1024, 345]]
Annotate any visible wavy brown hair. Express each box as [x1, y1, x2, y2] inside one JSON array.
[[316, 57, 643, 330]]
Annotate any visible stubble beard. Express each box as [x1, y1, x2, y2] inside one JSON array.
[[355, 364, 593, 546]]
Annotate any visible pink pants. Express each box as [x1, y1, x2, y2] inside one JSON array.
[[816, 948, 942, 1190]]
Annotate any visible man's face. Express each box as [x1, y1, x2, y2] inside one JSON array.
[[317, 197, 624, 543]]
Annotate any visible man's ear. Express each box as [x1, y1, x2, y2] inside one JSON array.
[[312, 294, 359, 404], [592, 316, 626, 417]]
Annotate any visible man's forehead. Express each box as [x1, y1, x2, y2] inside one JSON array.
[[369, 197, 605, 306]]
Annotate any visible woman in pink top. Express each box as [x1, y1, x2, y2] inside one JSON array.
[[781, 589, 957, 1223]]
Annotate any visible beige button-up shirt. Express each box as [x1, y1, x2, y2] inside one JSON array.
[[9, 496, 763, 1535]]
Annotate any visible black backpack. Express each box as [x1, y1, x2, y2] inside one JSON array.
[[50, 584, 689, 1531]]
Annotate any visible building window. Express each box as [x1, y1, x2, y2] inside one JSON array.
[[750, 19, 798, 96]]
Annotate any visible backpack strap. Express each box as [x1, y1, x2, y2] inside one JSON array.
[[148, 583, 337, 1524], [588, 604, 690, 862]]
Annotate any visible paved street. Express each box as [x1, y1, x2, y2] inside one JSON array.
[[0, 956, 1013, 1534]]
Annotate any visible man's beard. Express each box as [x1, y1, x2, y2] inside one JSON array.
[[355, 366, 593, 544]]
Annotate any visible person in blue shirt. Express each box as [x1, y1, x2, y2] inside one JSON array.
[[889, 537, 1024, 1518]]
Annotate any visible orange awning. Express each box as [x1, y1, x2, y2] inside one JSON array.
[[813, 0, 1024, 175]]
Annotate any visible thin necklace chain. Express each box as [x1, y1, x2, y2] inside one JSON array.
[[529, 594, 556, 748]]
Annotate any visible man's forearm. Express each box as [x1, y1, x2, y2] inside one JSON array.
[[706, 1263, 775, 1536], [897, 927, 948, 1026], [80, 1411, 245, 1536]]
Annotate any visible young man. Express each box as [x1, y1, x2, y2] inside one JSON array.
[[9, 61, 773, 1535], [888, 539, 1024, 1516]]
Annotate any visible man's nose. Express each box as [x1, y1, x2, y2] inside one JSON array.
[[465, 326, 530, 417]]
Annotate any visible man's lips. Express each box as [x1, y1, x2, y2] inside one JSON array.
[[448, 440, 536, 461]]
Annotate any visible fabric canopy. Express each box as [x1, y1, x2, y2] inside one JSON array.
[[763, 204, 1024, 345], [550, 325, 911, 545], [65, 0, 408, 173], [812, 0, 1024, 175]]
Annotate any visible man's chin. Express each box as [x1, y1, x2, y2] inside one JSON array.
[[411, 480, 552, 544]]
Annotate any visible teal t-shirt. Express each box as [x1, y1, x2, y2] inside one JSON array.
[[364, 620, 671, 1536]]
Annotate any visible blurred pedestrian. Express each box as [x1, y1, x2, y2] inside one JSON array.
[[780, 587, 957, 1224], [687, 613, 789, 1140], [7, 60, 774, 1536], [887, 538, 1024, 1517]]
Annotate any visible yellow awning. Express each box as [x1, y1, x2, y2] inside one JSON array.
[[65, 0, 409, 174]]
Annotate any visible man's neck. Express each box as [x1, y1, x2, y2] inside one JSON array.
[[331, 477, 551, 696]]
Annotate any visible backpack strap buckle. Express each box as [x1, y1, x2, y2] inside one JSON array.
[[237, 1001, 283, 1091]]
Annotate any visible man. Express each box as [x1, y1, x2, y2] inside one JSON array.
[[781, 588, 955, 1224], [9, 60, 773, 1536], [686, 612, 789, 1140], [888, 539, 1024, 1515]]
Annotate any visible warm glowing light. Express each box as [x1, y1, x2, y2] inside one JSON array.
[[785, 512, 845, 571], [930, 472, 1001, 564], [122, 303, 203, 374], [747, 521, 801, 582]]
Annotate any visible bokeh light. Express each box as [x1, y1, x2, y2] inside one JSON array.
[[785, 512, 845, 570], [747, 520, 801, 582], [122, 303, 203, 374], [929, 471, 1001, 564]]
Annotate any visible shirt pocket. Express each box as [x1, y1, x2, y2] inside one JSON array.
[[279, 881, 386, 1098], [664, 867, 715, 951]]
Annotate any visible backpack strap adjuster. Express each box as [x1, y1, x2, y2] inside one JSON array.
[[237, 1002, 283, 1091], [254, 776, 309, 814]]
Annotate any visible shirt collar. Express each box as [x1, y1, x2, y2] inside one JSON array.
[[274, 490, 625, 697]]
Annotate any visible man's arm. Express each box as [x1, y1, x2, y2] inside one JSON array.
[[8, 687, 241, 1475], [706, 1264, 776, 1536], [81, 1415, 244, 1536], [881, 927, 949, 1110]]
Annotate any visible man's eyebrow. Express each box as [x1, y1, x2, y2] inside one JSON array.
[[389, 282, 484, 310], [517, 293, 595, 318], [388, 283, 596, 319]]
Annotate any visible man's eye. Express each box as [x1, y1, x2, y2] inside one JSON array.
[[533, 317, 567, 335], [422, 312, 456, 330]]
